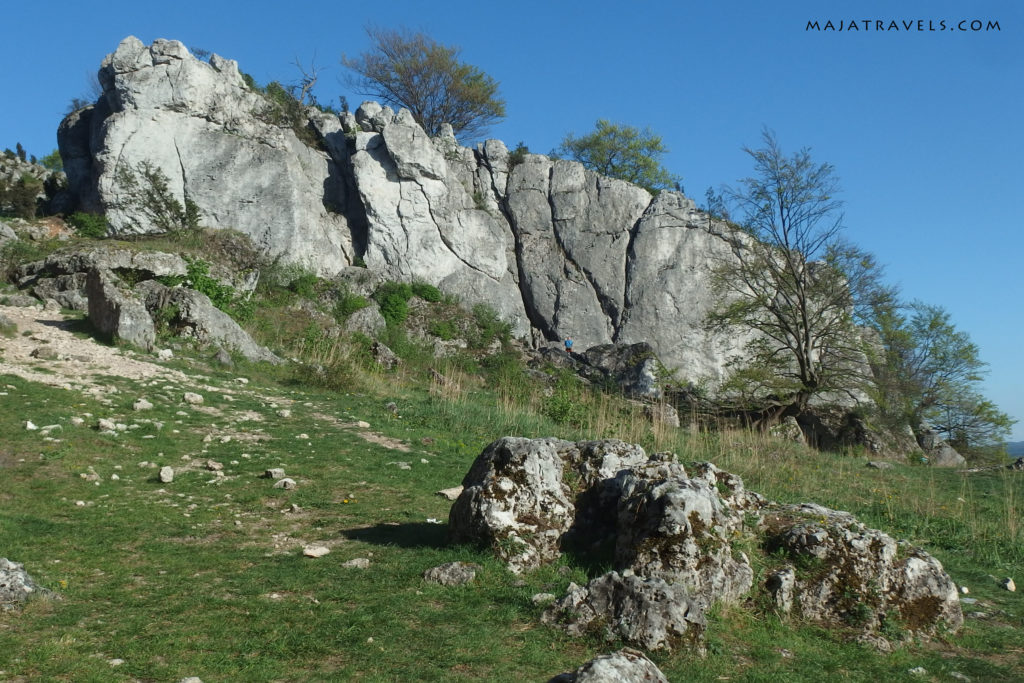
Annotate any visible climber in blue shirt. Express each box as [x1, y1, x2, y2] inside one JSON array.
[[564, 337, 574, 355]]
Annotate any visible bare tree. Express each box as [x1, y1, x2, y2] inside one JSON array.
[[342, 26, 505, 140], [707, 129, 885, 423]]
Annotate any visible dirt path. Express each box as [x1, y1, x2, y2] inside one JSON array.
[[0, 303, 192, 399]]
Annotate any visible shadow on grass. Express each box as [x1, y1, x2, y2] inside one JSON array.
[[342, 521, 449, 549]]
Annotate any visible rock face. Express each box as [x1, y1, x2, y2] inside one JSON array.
[[60, 36, 359, 273], [58, 36, 765, 390], [451, 437, 963, 652], [86, 268, 156, 350]]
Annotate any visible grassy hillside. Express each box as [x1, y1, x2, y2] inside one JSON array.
[[0, 225, 1022, 681]]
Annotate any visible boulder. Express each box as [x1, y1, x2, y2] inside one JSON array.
[[550, 649, 669, 683], [134, 280, 281, 364], [542, 571, 705, 652], [0, 558, 53, 611], [761, 503, 963, 634], [342, 303, 386, 337], [579, 343, 664, 400], [450, 437, 963, 651], [86, 268, 156, 350], [916, 424, 967, 467]]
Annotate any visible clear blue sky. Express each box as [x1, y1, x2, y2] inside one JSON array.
[[3, 0, 1022, 440]]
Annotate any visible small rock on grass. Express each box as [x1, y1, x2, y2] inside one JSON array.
[[133, 398, 153, 411], [303, 545, 330, 558], [182, 392, 204, 405], [262, 468, 286, 480], [423, 561, 478, 586], [1002, 577, 1016, 592], [436, 486, 464, 501], [159, 466, 174, 483], [273, 478, 297, 490], [342, 558, 371, 569]]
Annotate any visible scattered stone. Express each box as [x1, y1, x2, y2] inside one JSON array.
[[159, 466, 174, 483], [393, 461, 412, 470], [178, 678, 204, 683], [908, 667, 927, 677], [205, 460, 224, 471], [303, 545, 331, 558], [273, 478, 297, 490], [960, 585, 969, 595], [262, 468, 286, 480], [110, 474, 120, 481], [950, 672, 972, 682], [182, 392, 204, 405], [133, 398, 154, 411], [342, 558, 371, 569], [157, 349, 174, 360], [531, 593, 557, 604], [436, 486, 463, 501], [70, 417, 84, 426], [1001, 577, 1016, 592], [386, 401, 398, 415], [372, 342, 400, 369], [551, 648, 669, 683], [39, 424, 62, 436], [108, 658, 125, 667], [213, 348, 234, 366], [422, 561, 479, 586], [24, 420, 38, 431], [295, 433, 310, 440], [356, 420, 370, 429], [277, 409, 291, 418], [866, 461, 894, 470], [29, 346, 59, 360]]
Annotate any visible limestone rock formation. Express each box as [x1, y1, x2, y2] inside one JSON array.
[[451, 436, 963, 652], [762, 503, 963, 635], [86, 268, 156, 350], [59, 36, 359, 273], [57, 36, 879, 409]]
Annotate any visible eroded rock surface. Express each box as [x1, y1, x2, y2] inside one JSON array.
[[451, 436, 964, 652]]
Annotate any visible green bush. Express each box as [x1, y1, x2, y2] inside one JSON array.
[[411, 281, 443, 302], [470, 303, 511, 348], [68, 212, 109, 238], [428, 319, 458, 341], [288, 272, 320, 298], [374, 282, 414, 327], [335, 288, 369, 320]]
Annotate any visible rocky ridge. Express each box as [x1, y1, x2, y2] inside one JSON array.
[[59, 36, 752, 388]]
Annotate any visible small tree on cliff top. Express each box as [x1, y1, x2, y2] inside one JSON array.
[[342, 27, 506, 140], [554, 119, 681, 194]]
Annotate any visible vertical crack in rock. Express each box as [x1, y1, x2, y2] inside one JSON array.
[[546, 166, 614, 341]]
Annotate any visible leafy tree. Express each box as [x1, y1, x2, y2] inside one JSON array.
[[706, 129, 888, 425], [553, 119, 681, 194], [342, 27, 506, 140], [40, 150, 63, 172], [15, 143, 26, 162], [872, 300, 1014, 454]]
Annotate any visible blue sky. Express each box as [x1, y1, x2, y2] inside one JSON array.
[[3, 0, 1022, 440]]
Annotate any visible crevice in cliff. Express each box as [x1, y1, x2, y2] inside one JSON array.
[[495, 171, 558, 342], [616, 195, 657, 342], [413, 176, 501, 282]]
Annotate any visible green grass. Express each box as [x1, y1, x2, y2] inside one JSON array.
[[0, 224, 1021, 680], [1, 356, 1021, 681]]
